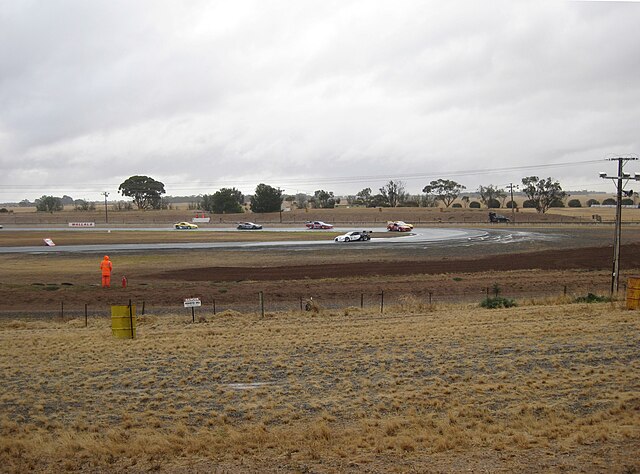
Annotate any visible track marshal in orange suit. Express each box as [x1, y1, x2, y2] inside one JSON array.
[[100, 255, 113, 288]]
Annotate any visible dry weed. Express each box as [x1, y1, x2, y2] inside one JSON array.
[[0, 302, 638, 472]]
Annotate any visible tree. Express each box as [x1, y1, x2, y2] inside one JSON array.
[[469, 201, 481, 209], [379, 180, 407, 207], [586, 199, 600, 207], [568, 199, 582, 208], [355, 188, 372, 207], [477, 185, 504, 208], [521, 176, 567, 214], [422, 179, 466, 207], [202, 188, 244, 214], [294, 193, 309, 209], [312, 190, 336, 208], [250, 183, 283, 213], [369, 194, 390, 207], [35, 195, 63, 212], [118, 175, 166, 210], [74, 199, 95, 211]]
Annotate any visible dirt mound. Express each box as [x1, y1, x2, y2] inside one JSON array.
[[153, 243, 640, 282]]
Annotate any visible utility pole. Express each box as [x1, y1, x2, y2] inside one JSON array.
[[507, 183, 519, 223], [600, 156, 639, 294], [102, 192, 109, 224]]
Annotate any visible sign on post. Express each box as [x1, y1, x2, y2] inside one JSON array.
[[184, 297, 201, 323], [184, 298, 202, 308]]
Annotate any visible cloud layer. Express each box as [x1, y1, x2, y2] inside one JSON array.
[[1, 0, 639, 200]]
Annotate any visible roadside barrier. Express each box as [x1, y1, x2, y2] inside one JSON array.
[[627, 276, 640, 310]]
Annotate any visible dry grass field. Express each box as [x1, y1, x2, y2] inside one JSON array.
[[0, 301, 638, 473], [3, 205, 640, 227], [1, 210, 639, 472]]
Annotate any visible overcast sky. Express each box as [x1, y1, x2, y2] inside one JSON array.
[[1, 0, 639, 202]]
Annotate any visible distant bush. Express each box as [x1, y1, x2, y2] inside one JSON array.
[[549, 199, 565, 208], [487, 198, 501, 209], [522, 199, 536, 208], [480, 296, 517, 309], [452, 203, 462, 208], [622, 198, 634, 205], [567, 199, 582, 208], [469, 201, 481, 209], [481, 284, 516, 308], [602, 198, 616, 205], [402, 200, 419, 207], [0, 208, 8, 213], [586, 199, 600, 206], [574, 293, 611, 303], [506, 200, 517, 209]]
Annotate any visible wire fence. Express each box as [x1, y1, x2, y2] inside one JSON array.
[[0, 281, 621, 321]]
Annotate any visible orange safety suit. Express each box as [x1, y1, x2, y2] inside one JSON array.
[[100, 255, 113, 288]]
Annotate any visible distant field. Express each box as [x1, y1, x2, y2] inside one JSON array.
[[2, 205, 639, 226], [0, 302, 638, 473]]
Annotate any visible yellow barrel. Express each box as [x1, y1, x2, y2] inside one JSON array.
[[111, 305, 136, 339], [626, 277, 640, 310]]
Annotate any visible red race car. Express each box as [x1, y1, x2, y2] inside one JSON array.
[[305, 220, 334, 229], [387, 220, 413, 232]]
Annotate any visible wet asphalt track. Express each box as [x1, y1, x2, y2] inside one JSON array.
[[0, 226, 557, 254]]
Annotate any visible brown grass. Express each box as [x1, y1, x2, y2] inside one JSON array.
[[4, 205, 639, 227], [1, 302, 638, 473]]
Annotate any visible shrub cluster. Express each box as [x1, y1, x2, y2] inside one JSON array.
[[480, 296, 517, 309]]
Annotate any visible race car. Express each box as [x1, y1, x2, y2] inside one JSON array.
[[488, 212, 510, 223], [305, 220, 334, 229], [334, 231, 371, 242], [237, 222, 263, 230], [387, 220, 413, 232], [174, 221, 198, 230]]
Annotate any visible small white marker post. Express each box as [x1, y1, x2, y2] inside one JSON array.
[[184, 297, 202, 322]]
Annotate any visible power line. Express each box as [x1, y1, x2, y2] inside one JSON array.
[[0, 159, 605, 194]]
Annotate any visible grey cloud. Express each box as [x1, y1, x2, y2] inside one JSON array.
[[0, 0, 639, 201]]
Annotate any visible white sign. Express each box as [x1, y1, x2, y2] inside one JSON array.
[[68, 222, 96, 227], [43, 238, 56, 247], [192, 217, 210, 223], [183, 297, 202, 308]]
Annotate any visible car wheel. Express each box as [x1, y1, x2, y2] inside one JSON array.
[[344, 237, 350, 242]]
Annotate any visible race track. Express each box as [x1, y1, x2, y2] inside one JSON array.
[[0, 227, 557, 254]]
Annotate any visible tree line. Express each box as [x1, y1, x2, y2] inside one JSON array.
[[28, 174, 636, 214]]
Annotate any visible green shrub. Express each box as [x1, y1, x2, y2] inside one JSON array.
[[586, 199, 600, 206], [522, 199, 536, 208], [469, 201, 481, 209], [480, 296, 517, 309], [602, 198, 616, 205], [574, 293, 611, 303], [452, 203, 462, 208], [567, 199, 582, 208]]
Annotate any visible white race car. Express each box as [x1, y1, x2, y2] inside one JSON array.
[[334, 231, 372, 242]]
